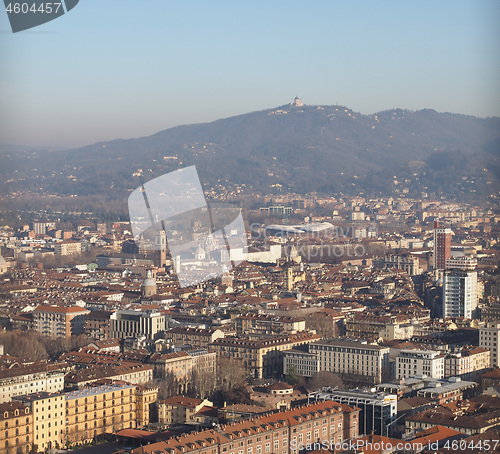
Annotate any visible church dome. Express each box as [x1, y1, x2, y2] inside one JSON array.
[[141, 270, 157, 294]]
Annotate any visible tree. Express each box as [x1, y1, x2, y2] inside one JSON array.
[[210, 356, 251, 407], [0, 330, 47, 361], [285, 366, 299, 387], [145, 373, 179, 400], [217, 356, 247, 391], [309, 371, 345, 391], [190, 368, 216, 399]]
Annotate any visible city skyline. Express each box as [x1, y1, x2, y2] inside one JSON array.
[[1, 0, 499, 148]]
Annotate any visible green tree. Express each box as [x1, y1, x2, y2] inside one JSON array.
[[285, 366, 299, 386]]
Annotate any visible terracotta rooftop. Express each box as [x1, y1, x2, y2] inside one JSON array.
[[34, 304, 89, 314], [133, 401, 357, 454], [410, 424, 463, 445]]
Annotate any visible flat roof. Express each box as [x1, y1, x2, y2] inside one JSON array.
[[311, 339, 389, 350], [13, 392, 63, 403], [65, 383, 135, 401]]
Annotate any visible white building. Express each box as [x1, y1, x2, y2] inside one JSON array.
[[444, 347, 490, 379], [309, 339, 390, 385], [442, 269, 478, 319], [396, 349, 445, 380], [110, 309, 166, 340], [379, 322, 415, 341], [445, 256, 477, 271], [283, 349, 319, 378], [32, 221, 56, 235], [0, 363, 65, 403], [54, 240, 81, 257], [480, 323, 500, 368], [234, 244, 281, 264]]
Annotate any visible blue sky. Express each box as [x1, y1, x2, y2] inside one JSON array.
[[1, 0, 499, 147]]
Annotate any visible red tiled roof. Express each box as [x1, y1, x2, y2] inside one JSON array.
[[410, 424, 463, 445], [34, 305, 89, 314]]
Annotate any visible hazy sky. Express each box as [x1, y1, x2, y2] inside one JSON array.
[[1, 0, 499, 148]]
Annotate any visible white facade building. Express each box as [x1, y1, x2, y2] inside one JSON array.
[[110, 309, 166, 340], [445, 256, 477, 271], [309, 339, 390, 384], [283, 349, 319, 378], [480, 323, 500, 368], [442, 269, 478, 319], [396, 349, 445, 380], [0, 364, 64, 403]]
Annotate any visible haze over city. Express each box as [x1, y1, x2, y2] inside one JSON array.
[[1, 0, 499, 147], [1, 2, 500, 454]]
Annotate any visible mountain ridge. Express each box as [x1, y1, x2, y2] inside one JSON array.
[[1, 103, 499, 205]]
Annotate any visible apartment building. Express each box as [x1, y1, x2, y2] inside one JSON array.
[[149, 349, 216, 394], [133, 400, 360, 454], [211, 331, 321, 379], [405, 396, 500, 437], [12, 392, 65, 453], [158, 396, 214, 426], [345, 315, 398, 340], [283, 349, 320, 378], [444, 347, 490, 380], [64, 363, 153, 389], [373, 254, 422, 276], [32, 221, 56, 235], [189, 349, 217, 376], [309, 339, 390, 385], [379, 322, 415, 341], [164, 327, 225, 349], [84, 310, 113, 339], [433, 222, 452, 270], [150, 350, 217, 380], [0, 401, 33, 454], [110, 309, 165, 340], [12, 382, 158, 449], [396, 349, 445, 380], [0, 363, 65, 403], [235, 313, 306, 336], [33, 305, 90, 338], [65, 383, 138, 444], [149, 351, 192, 381], [442, 269, 478, 319], [136, 385, 158, 427], [54, 240, 81, 257], [445, 256, 477, 270], [479, 322, 500, 368]]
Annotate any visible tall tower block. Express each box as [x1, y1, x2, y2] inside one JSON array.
[[433, 221, 451, 270], [155, 229, 167, 267]]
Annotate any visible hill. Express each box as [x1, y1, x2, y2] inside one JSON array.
[[1, 104, 499, 210]]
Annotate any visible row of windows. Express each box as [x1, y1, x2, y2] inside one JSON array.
[[2, 427, 29, 437], [4, 418, 30, 428]]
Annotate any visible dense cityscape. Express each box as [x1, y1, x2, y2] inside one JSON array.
[[0, 192, 499, 454], [2, 2, 499, 454]]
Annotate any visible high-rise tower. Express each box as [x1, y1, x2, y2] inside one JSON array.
[[433, 221, 451, 270], [442, 269, 478, 319]]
